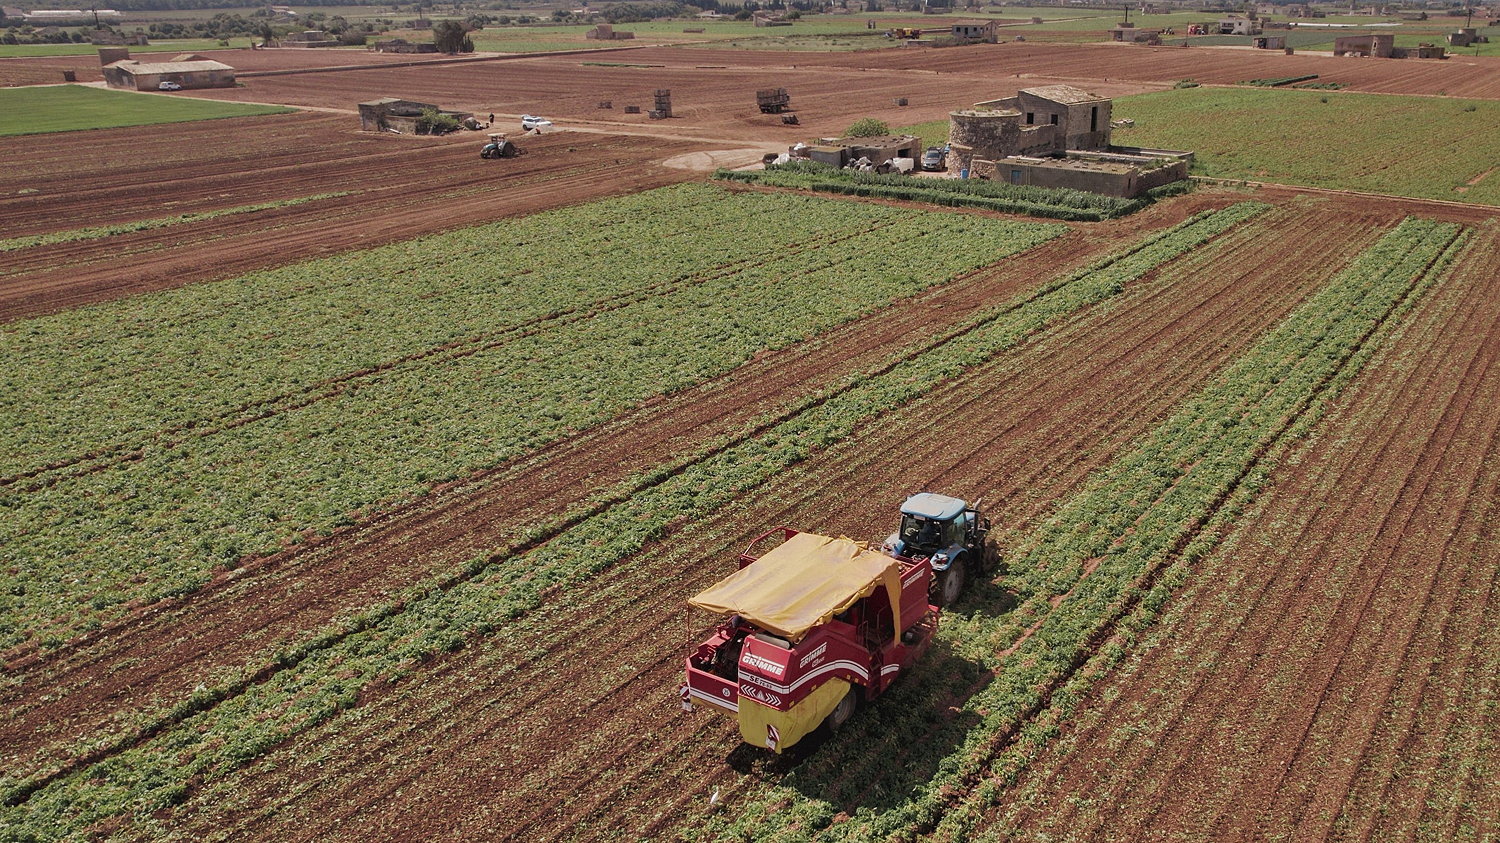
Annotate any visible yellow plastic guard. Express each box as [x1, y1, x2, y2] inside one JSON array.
[[738, 678, 850, 754], [690, 532, 903, 646]]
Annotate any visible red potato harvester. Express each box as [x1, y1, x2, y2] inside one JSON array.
[[681, 494, 992, 753]]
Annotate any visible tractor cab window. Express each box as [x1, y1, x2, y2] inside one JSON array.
[[946, 511, 968, 545], [900, 515, 942, 548]]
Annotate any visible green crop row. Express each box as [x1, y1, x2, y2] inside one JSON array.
[[714, 162, 1179, 221], [700, 217, 1469, 842], [1240, 74, 1320, 87], [0, 204, 1269, 840], [2, 184, 871, 479], [0, 193, 353, 254], [0, 186, 1062, 653]]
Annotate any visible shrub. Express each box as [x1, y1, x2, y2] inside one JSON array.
[[844, 117, 891, 137]]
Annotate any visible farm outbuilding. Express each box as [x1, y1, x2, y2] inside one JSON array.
[[976, 151, 1189, 198], [807, 135, 922, 169], [358, 97, 474, 133], [1334, 33, 1395, 56], [1252, 34, 1287, 49], [951, 19, 1001, 42], [1217, 15, 1260, 35], [953, 84, 1113, 172], [102, 58, 236, 90]]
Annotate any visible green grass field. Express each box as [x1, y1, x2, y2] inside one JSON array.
[[1111, 87, 1500, 204], [0, 38, 255, 58], [0, 85, 292, 136]]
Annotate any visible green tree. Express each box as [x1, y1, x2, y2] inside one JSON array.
[[433, 19, 473, 52], [844, 117, 890, 137]]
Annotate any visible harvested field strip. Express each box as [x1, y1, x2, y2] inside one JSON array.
[[0, 193, 353, 253], [144, 200, 1375, 842], [0, 197, 1221, 814], [978, 224, 1500, 842], [0, 204, 1266, 837], [1, 160, 677, 322], [699, 217, 1468, 841], [1, 187, 1059, 654], [0, 151, 642, 283]]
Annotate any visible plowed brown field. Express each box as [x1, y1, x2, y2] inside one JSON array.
[[978, 223, 1500, 843], [0, 113, 716, 321], [6, 31, 1500, 843], [13, 194, 1481, 842]]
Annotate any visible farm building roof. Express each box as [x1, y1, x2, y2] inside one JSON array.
[[1022, 84, 1109, 104], [106, 59, 234, 74], [689, 532, 903, 646]]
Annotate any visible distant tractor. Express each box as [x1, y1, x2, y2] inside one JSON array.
[[480, 133, 521, 159], [679, 493, 993, 754]]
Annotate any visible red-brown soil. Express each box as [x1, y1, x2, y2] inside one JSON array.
[[0, 45, 475, 86], [38, 197, 1423, 842], [0, 192, 1228, 791], [0, 113, 716, 321], [985, 224, 1500, 841]]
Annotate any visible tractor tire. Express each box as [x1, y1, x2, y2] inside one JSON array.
[[480, 149, 493, 159], [823, 686, 857, 732], [933, 560, 965, 607]]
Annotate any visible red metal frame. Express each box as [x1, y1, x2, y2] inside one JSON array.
[[682, 527, 944, 721]]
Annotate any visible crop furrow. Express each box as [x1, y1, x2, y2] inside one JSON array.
[[0, 204, 1268, 837], [691, 218, 1467, 842], [915, 222, 1472, 843], [1, 217, 904, 492]]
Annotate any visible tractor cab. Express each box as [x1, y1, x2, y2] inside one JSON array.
[[884, 492, 992, 606], [480, 133, 520, 159]]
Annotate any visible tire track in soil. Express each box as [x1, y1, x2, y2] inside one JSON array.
[[141, 202, 1359, 843], [5, 202, 1222, 792], [993, 226, 1498, 843]]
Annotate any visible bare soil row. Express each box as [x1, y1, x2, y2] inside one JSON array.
[[122, 199, 1390, 841], [0, 116, 711, 321], [2, 196, 1229, 791], [988, 224, 1500, 842]]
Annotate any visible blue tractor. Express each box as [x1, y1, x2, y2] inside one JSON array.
[[884, 493, 993, 606], [480, 133, 521, 159]]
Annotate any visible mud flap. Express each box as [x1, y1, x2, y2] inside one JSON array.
[[737, 679, 850, 753]]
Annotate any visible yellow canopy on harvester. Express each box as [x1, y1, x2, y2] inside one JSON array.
[[690, 532, 904, 647]]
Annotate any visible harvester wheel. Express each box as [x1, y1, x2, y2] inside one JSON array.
[[934, 561, 965, 607], [823, 687, 857, 732]]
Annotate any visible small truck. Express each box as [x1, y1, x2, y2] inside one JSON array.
[[680, 495, 992, 753]]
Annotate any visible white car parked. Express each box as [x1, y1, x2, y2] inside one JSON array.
[[520, 114, 553, 131], [157, 81, 182, 91]]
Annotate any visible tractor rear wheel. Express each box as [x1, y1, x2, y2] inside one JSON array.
[[823, 687, 857, 732], [934, 561, 965, 607]]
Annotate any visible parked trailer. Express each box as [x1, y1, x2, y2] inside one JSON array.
[[756, 87, 791, 114]]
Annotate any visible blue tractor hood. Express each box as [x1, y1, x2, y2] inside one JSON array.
[[900, 493, 967, 521]]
